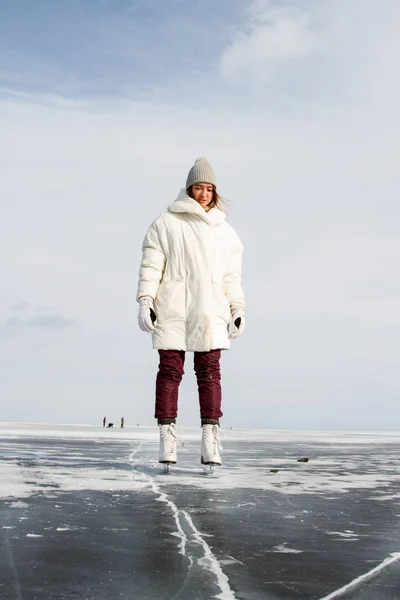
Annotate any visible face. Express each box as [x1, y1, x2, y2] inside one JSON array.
[[191, 182, 214, 209]]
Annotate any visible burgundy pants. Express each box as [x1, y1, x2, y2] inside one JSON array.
[[155, 350, 223, 420]]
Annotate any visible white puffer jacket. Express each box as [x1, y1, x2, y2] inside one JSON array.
[[137, 189, 245, 351]]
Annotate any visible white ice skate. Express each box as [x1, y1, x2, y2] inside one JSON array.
[[201, 424, 222, 472], [159, 423, 183, 470]]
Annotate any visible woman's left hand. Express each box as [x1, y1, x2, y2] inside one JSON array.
[[229, 313, 245, 339]]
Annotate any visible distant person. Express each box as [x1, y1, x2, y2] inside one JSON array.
[[136, 157, 245, 468], [103, 416, 106, 428], [120, 417, 125, 428]]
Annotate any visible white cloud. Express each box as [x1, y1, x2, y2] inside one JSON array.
[[219, 0, 400, 116], [220, 4, 319, 85]]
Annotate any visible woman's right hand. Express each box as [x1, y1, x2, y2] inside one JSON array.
[[138, 297, 157, 332]]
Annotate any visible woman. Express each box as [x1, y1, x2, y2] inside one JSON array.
[[136, 157, 245, 469]]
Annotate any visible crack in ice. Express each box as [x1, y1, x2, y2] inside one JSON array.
[[319, 552, 400, 599], [129, 442, 144, 458], [129, 445, 236, 599], [129, 446, 188, 555], [182, 510, 237, 600]]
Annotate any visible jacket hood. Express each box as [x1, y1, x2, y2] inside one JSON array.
[[167, 188, 226, 227]]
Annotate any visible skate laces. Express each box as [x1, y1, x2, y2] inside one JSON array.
[[204, 425, 222, 451], [161, 423, 184, 452]]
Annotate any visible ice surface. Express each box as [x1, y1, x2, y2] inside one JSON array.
[[1, 422, 400, 599]]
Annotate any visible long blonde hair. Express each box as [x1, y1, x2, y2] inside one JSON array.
[[187, 185, 228, 213]]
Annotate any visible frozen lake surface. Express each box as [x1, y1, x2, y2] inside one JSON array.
[[1, 422, 400, 599]]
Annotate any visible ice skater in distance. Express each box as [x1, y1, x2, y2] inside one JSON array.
[[136, 157, 246, 472]]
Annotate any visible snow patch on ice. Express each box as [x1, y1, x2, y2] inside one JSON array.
[[272, 543, 303, 554], [2, 423, 400, 502], [9, 500, 29, 508], [325, 530, 359, 539], [220, 556, 244, 566], [370, 492, 400, 501]]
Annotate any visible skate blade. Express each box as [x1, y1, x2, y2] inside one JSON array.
[[202, 464, 218, 475], [160, 463, 174, 474]]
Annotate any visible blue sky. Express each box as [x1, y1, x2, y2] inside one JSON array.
[[0, 0, 243, 100], [2, 0, 389, 108], [0, 1, 399, 430]]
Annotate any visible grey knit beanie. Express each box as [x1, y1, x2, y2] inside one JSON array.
[[186, 157, 217, 190]]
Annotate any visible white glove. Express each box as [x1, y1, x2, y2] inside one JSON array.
[[138, 297, 156, 333], [229, 312, 245, 339]]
